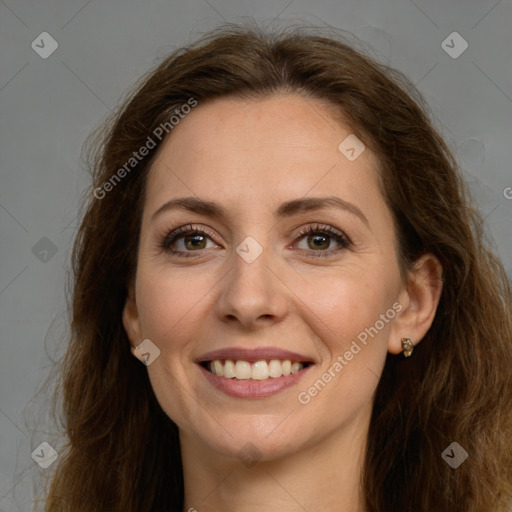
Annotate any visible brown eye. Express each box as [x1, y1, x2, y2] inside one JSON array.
[[306, 233, 330, 250], [160, 224, 218, 256], [182, 234, 208, 250], [294, 224, 352, 258]]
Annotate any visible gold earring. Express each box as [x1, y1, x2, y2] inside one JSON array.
[[401, 338, 414, 357]]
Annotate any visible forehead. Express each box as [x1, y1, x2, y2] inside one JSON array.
[[144, 94, 382, 217]]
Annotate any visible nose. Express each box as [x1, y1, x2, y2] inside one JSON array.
[[214, 239, 289, 331]]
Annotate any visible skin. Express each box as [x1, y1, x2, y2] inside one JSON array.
[[123, 93, 443, 512]]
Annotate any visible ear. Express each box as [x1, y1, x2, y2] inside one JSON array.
[[387, 252, 444, 354], [122, 282, 143, 356]]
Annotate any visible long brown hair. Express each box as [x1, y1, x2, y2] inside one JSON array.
[[41, 24, 512, 511]]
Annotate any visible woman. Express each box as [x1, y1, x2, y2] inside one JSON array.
[[42, 24, 512, 511]]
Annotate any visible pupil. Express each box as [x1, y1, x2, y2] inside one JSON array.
[[186, 235, 205, 249], [309, 234, 328, 250]]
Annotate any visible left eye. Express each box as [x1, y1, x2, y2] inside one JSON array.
[[294, 225, 352, 255]]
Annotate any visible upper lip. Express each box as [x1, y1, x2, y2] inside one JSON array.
[[196, 347, 315, 363]]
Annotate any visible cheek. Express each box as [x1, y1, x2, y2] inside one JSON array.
[[296, 268, 397, 342], [295, 272, 395, 393], [134, 264, 215, 351], [287, 277, 396, 443]]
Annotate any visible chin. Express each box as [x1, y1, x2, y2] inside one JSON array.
[[187, 414, 312, 463]]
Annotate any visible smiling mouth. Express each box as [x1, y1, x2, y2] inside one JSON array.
[[201, 359, 313, 380]]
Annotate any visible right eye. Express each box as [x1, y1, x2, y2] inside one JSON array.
[[160, 224, 219, 257]]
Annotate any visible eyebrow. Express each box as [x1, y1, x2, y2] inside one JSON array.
[[151, 196, 369, 228]]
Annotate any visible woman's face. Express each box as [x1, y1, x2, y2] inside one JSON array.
[[124, 94, 411, 461]]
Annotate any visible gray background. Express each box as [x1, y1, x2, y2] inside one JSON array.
[[1, 0, 511, 509]]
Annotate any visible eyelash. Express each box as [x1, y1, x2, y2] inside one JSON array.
[[159, 223, 352, 259]]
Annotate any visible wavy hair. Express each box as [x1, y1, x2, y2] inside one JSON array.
[[42, 24, 512, 511]]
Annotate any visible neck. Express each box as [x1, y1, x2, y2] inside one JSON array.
[[180, 408, 370, 512]]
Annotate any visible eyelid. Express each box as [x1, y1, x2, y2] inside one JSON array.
[[293, 223, 352, 244], [159, 223, 220, 251]]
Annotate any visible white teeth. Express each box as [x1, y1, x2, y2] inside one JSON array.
[[291, 362, 302, 374], [223, 359, 236, 378], [251, 361, 269, 380], [213, 360, 223, 377], [235, 360, 252, 380], [268, 359, 283, 378], [207, 358, 306, 380]]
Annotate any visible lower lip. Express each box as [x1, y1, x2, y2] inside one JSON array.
[[198, 364, 313, 398]]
